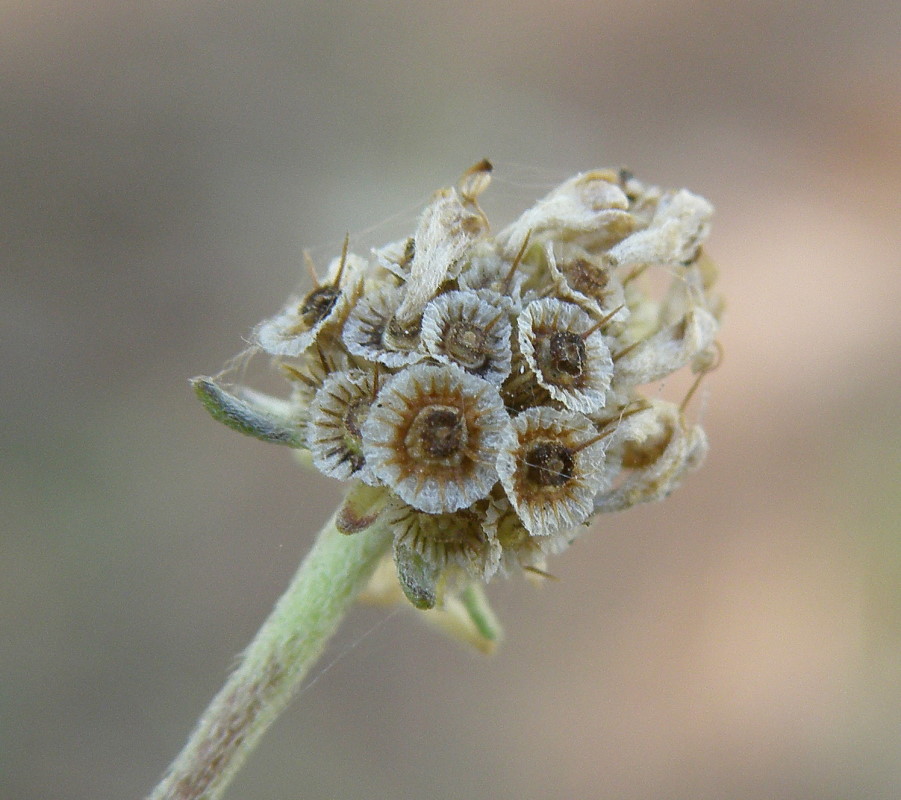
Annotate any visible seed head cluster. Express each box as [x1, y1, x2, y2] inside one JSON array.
[[201, 161, 723, 609]]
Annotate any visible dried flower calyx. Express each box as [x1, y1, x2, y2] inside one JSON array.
[[195, 162, 722, 610], [361, 364, 511, 514], [421, 290, 513, 383], [255, 240, 365, 356]]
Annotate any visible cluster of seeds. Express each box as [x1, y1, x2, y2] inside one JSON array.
[[198, 161, 722, 609]]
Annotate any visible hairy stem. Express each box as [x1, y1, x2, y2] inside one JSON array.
[[147, 501, 393, 800]]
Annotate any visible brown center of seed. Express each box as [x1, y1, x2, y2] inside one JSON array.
[[384, 315, 421, 352], [565, 258, 609, 300], [445, 321, 488, 369], [299, 286, 340, 327], [547, 332, 586, 379], [406, 405, 467, 463], [525, 441, 575, 488]]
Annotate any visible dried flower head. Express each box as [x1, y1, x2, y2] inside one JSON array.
[[195, 162, 723, 608]]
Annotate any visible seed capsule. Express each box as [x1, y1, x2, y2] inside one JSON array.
[[593, 400, 708, 512], [362, 364, 512, 513], [343, 284, 425, 367], [498, 171, 636, 258], [546, 241, 627, 327], [421, 290, 512, 384], [458, 240, 526, 311], [607, 188, 713, 268], [613, 306, 719, 386], [388, 501, 500, 582], [254, 251, 365, 356], [497, 406, 610, 537], [308, 369, 379, 482], [518, 298, 614, 413], [483, 492, 557, 576]]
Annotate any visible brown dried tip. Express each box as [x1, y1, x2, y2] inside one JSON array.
[[459, 159, 493, 204]]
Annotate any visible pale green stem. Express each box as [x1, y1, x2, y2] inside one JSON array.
[[147, 502, 393, 800], [459, 584, 503, 645]]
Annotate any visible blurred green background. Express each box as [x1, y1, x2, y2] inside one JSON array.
[[2, 2, 899, 799]]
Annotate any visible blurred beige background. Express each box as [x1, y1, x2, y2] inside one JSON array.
[[2, 2, 899, 799]]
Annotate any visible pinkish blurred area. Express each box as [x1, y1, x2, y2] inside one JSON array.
[[2, 2, 899, 799]]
